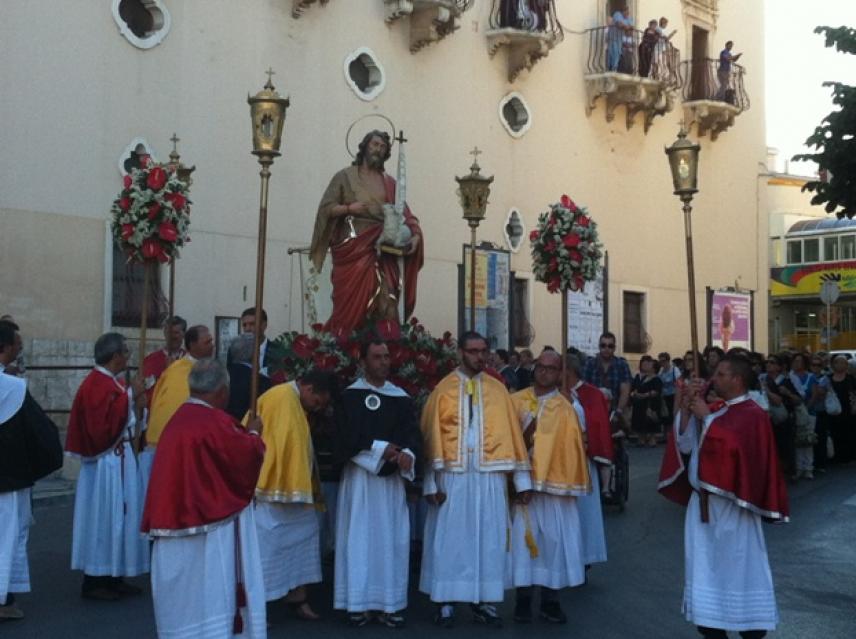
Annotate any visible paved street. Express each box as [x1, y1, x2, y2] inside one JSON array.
[[6, 449, 856, 639]]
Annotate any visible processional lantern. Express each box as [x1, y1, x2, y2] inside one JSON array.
[[246, 68, 290, 418], [165, 133, 196, 319], [456, 148, 494, 331]]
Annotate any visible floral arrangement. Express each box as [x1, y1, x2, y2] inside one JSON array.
[[110, 158, 192, 263], [267, 318, 459, 406], [530, 194, 603, 293]]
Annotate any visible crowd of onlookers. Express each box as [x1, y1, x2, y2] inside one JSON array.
[[489, 336, 856, 481]]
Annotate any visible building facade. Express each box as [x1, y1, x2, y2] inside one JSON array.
[[1, 0, 768, 420]]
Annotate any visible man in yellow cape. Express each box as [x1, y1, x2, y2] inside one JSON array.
[[419, 331, 532, 628], [509, 349, 590, 625], [138, 325, 214, 495], [249, 369, 336, 621]]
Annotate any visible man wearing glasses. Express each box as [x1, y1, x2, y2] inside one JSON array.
[[582, 332, 632, 428], [420, 331, 532, 627]]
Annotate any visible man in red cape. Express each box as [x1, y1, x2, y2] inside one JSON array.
[[66, 332, 149, 600], [564, 351, 612, 566], [141, 316, 186, 407], [658, 354, 788, 639], [142, 358, 267, 637], [310, 130, 424, 337]]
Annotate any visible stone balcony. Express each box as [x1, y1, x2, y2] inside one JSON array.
[[384, 0, 474, 53], [681, 59, 750, 140], [486, 0, 563, 82], [292, 0, 330, 19], [583, 26, 683, 133]]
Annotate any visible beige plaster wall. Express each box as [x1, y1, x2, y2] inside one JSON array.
[[0, 0, 769, 358]]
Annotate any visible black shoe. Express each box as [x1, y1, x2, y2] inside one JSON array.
[[434, 604, 454, 628], [513, 596, 532, 624], [470, 603, 502, 627], [348, 612, 371, 627], [539, 600, 567, 624], [378, 612, 406, 628]]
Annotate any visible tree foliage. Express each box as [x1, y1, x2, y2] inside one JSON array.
[[792, 26, 856, 218]]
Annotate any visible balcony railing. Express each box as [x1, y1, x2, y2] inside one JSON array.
[[681, 58, 749, 139], [582, 25, 683, 132], [486, 0, 563, 81], [682, 58, 749, 110], [488, 0, 563, 40], [584, 25, 683, 89]]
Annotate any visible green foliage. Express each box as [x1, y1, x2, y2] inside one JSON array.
[[792, 26, 856, 218]]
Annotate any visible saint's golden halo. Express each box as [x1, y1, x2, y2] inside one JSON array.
[[345, 113, 397, 159]]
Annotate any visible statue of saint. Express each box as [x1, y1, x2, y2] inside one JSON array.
[[309, 130, 423, 336]]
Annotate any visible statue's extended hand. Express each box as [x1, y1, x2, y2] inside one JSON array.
[[404, 234, 420, 255]]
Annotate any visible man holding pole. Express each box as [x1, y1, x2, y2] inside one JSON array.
[[509, 349, 589, 624], [658, 354, 789, 638]]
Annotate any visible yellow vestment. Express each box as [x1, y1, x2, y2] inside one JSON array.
[[146, 357, 193, 446], [421, 371, 530, 472], [511, 388, 591, 496], [249, 383, 320, 505]]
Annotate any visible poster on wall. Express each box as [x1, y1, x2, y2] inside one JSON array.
[[462, 246, 510, 350], [709, 290, 752, 351], [566, 268, 605, 358]]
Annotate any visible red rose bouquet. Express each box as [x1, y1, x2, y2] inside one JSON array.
[[267, 318, 458, 406], [110, 158, 192, 263], [530, 194, 602, 293]]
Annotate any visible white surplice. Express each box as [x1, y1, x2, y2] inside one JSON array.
[[677, 404, 779, 632], [254, 501, 320, 601], [569, 397, 608, 565], [419, 373, 532, 603], [70, 368, 149, 577], [0, 488, 31, 602], [511, 390, 586, 589], [334, 441, 414, 613], [151, 505, 266, 639]]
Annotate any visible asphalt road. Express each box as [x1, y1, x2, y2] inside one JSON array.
[[5, 448, 856, 638]]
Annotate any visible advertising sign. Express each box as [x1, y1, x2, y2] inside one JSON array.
[[567, 269, 605, 357], [463, 246, 510, 350], [709, 290, 752, 351], [770, 261, 856, 297]]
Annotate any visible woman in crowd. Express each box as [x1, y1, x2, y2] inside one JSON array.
[[630, 355, 662, 447], [789, 353, 818, 479], [827, 355, 856, 464], [762, 354, 799, 479], [657, 352, 679, 435]]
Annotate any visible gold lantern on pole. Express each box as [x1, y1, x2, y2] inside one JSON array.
[[455, 148, 494, 332], [247, 69, 289, 417], [165, 133, 196, 320]]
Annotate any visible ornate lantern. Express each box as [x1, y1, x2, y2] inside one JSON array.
[[456, 148, 494, 228], [665, 127, 701, 201], [248, 69, 290, 161]]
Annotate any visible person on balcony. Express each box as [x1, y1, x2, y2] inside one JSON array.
[[716, 41, 742, 102], [607, 5, 633, 72], [638, 20, 659, 78], [654, 17, 677, 78]]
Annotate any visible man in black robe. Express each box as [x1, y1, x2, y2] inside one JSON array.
[[333, 340, 422, 627], [0, 320, 63, 620], [226, 333, 272, 420]]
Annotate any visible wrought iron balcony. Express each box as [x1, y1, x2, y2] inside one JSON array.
[[292, 0, 330, 19], [681, 58, 750, 140], [583, 26, 684, 133], [486, 0, 563, 82], [384, 1, 474, 53]]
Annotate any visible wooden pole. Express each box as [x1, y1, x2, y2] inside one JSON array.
[[168, 260, 176, 320], [470, 225, 477, 332], [683, 197, 709, 523], [561, 288, 569, 392], [139, 262, 151, 371], [248, 159, 273, 419]]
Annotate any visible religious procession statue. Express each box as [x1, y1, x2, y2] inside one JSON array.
[[309, 129, 424, 336]]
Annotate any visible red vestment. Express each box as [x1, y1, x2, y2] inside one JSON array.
[[141, 401, 265, 534], [65, 368, 129, 458], [322, 173, 423, 336], [573, 381, 615, 465], [658, 398, 789, 521]]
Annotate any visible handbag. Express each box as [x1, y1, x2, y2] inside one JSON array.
[[825, 388, 842, 416]]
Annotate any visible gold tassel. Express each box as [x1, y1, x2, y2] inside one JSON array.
[[523, 506, 539, 559]]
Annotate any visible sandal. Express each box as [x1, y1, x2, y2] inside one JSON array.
[[289, 601, 320, 621]]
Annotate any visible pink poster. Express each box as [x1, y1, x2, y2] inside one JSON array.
[[711, 291, 752, 351]]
